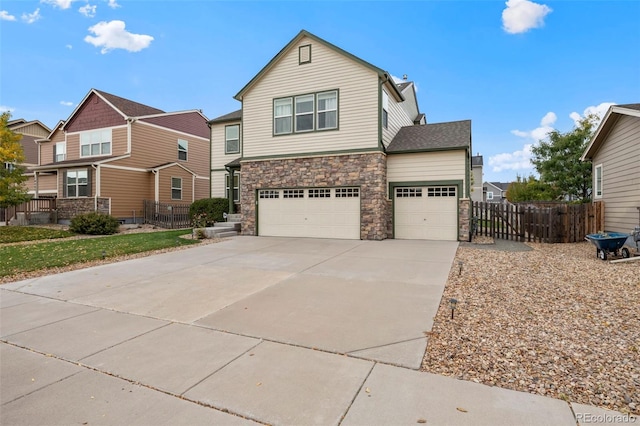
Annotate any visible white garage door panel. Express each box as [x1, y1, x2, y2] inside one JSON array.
[[258, 188, 360, 239], [395, 186, 458, 241]]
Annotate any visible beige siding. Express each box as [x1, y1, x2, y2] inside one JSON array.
[[382, 88, 413, 147], [593, 115, 640, 233], [99, 167, 152, 219], [58, 167, 96, 199], [211, 120, 241, 169], [387, 151, 468, 197], [211, 170, 227, 198], [194, 178, 209, 200], [158, 166, 194, 204], [471, 166, 483, 202], [30, 173, 58, 195], [40, 129, 65, 166], [242, 35, 379, 158], [64, 126, 127, 162]]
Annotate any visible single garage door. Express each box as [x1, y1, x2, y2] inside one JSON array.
[[258, 187, 360, 239], [394, 186, 458, 240]]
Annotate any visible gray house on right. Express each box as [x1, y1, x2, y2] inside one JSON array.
[[581, 103, 640, 233]]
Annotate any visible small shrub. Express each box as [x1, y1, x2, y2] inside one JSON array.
[[70, 212, 120, 235], [190, 198, 228, 226]]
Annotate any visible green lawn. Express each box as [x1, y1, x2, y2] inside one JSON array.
[[0, 226, 75, 244], [0, 229, 199, 277]]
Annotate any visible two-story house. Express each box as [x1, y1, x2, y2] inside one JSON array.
[[29, 89, 210, 223], [210, 30, 472, 241]]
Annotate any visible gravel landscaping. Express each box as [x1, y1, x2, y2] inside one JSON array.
[[422, 239, 640, 415]]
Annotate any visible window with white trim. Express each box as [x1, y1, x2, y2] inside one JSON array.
[[382, 90, 389, 129], [66, 169, 89, 197], [487, 192, 494, 200], [226, 174, 240, 202], [55, 142, 66, 162], [225, 125, 240, 154], [317, 91, 337, 130], [80, 129, 111, 157], [274, 98, 293, 135], [171, 177, 182, 200], [595, 164, 603, 198], [295, 94, 314, 132], [178, 139, 188, 161]]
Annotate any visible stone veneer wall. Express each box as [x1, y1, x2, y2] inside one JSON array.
[[57, 197, 110, 221], [240, 152, 388, 240], [458, 198, 470, 242]]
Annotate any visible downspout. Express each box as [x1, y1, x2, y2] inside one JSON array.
[[207, 120, 212, 198], [225, 166, 235, 214], [92, 163, 100, 211], [152, 169, 159, 202], [34, 171, 39, 198], [192, 174, 195, 202], [126, 117, 134, 153]]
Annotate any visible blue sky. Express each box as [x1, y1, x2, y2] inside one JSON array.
[[1, 0, 639, 184]]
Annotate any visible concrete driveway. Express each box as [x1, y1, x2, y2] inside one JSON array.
[[0, 237, 586, 425]]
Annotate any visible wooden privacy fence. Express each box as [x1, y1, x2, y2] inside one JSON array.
[[143, 200, 191, 229], [1, 198, 57, 225], [472, 201, 604, 243]]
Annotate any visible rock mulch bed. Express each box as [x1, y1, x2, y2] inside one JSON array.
[[422, 240, 639, 415]]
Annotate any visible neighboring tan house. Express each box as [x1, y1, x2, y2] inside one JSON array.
[[471, 155, 483, 202], [581, 103, 640, 234], [29, 89, 210, 223], [484, 181, 509, 202], [210, 30, 472, 241]]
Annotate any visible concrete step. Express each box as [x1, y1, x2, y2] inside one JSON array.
[[215, 231, 238, 238], [226, 213, 242, 222], [214, 222, 241, 231]]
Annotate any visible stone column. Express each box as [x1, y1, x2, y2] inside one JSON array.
[[459, 198, 471, 241]]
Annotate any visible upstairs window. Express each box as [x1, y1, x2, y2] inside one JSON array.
[[382, 90, 389, 129], [171, 177, 182, 200], [317, 91, 337, 130], [54, 142, 66, 162], [225, 125, 240, 154], [274, 98, 293, 135], [295, 95, 314, 132], [178, 139, 188, 161], [80, 129, 111, 157]]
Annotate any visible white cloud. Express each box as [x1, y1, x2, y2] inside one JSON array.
[[60, 101, 74, 106], [40, 0, 75, 9], [489, 144, 534, 172], [66, 44, 73, 49], [106, 0, 120, 8], [22, 8, 41, 24], [84, 20, 154, 54], [502, 0, 552, 34], [0, 105, 15, 113], [511, 111, 556, 142], [79, 4, 96, 17], [1, 10, 17, 21], [569, 102, 615, 126]]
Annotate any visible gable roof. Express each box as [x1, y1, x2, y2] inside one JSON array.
[[209, 109, 242, 124], [138, 110, 210, 139], [386, 120, 471, 153], [472, 155, 483, 166], [485, 181, 510, 192], [234, 30, 404, 102], [581, 103, 640, 160], [95, 89, 165, 117]]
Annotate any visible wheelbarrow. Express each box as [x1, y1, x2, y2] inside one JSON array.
[[585, 232, 631, 260]]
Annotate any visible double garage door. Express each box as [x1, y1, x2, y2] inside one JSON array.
[[258, 187, 360, 239], [394, 186, 458, 241]]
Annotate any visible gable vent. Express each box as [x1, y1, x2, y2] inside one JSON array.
[[299, 44, 311, 65]]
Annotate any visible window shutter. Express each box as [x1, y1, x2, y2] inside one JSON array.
[[87, 168, 92, 197], [53, 145, 56, 162], [62, 171, 67, 197]]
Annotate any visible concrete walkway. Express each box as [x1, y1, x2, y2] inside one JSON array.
[[0, 237, 631, 425]]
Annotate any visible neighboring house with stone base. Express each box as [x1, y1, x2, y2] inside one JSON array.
[[28, 89, 210, 223], [209, 30, 472, 241], [581, 103, 640, 234]]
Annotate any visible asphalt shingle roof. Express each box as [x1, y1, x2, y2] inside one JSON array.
[[209, 109, 242, 124], [386, 120, 471, 153], [618, 103, 640, 111], [472, 155, 483, 166]]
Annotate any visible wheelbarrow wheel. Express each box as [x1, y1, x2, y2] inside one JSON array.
[[599, 249, 607, 261], [622, 248, 630, 258]]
